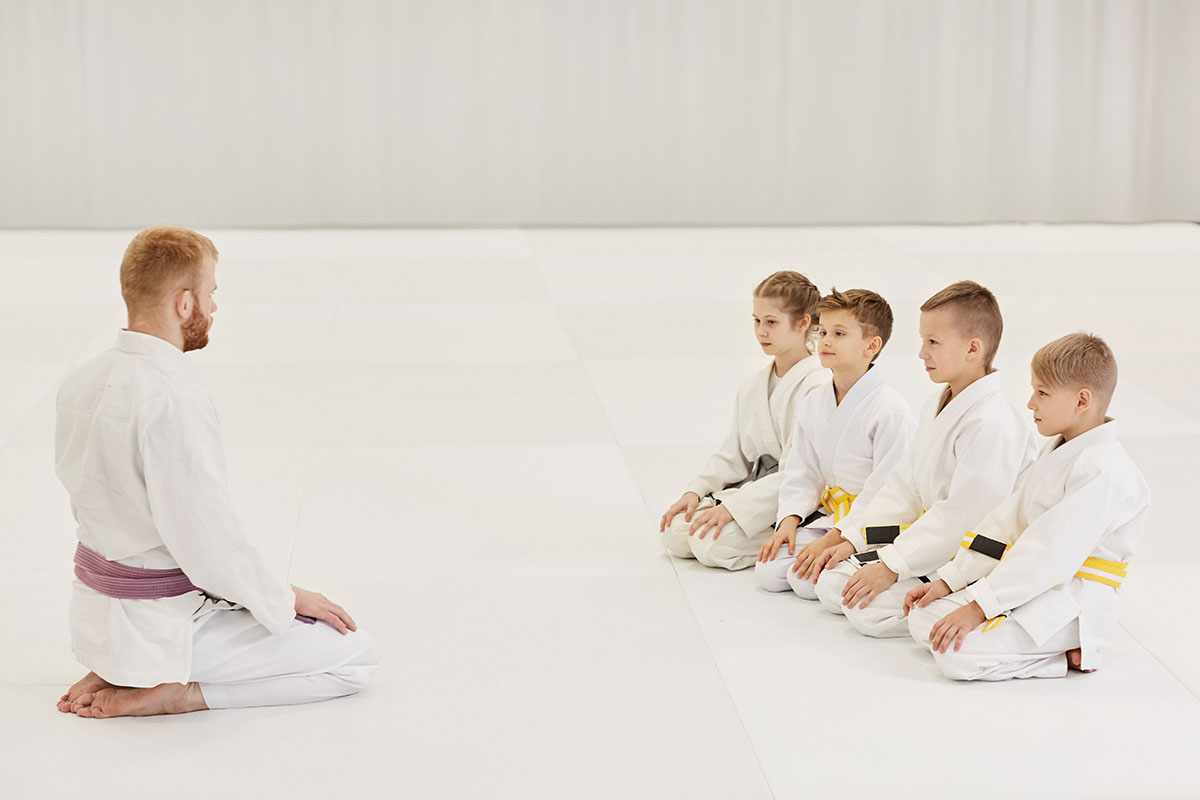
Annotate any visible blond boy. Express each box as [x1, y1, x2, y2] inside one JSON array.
[[806, 281, 1038, 637], [905, 333, 1149, 680]]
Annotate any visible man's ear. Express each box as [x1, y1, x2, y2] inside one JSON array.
[[174, 288, 194, 321]]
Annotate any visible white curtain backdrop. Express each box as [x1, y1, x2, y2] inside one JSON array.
[[1, 0, 1197, 227]]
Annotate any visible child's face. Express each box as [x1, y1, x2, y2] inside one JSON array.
[[1027, 375, 1086, 437], [918, 308, 980, 385], [753, 296, 808, 357], [816, 309, 875, 370]]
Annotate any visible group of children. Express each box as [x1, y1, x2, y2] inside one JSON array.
[[659, 272, 1150, 681]]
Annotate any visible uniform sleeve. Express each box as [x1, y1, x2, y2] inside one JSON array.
[[837, 448, 922, 553], [139, 388, 297, 635], [775, 409, 824, 526], [936, 489, 1024, 592], [721, 375, 811, 535], [967, 461, 1145, 620], [877, 417, 1032, 580], [685, 391, 752, 500]]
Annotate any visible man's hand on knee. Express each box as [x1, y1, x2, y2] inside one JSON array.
[[293, 586, 357, 635]]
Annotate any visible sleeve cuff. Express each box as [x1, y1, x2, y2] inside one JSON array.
[[877, 545, 910, 579], [937, 561, 970, 593], [966, 579, 1006, 621]]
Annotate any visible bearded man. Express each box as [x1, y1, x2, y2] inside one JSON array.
[[55, 226, 378, 718]]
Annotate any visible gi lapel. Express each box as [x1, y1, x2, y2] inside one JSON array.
[[818, 365, 883, 480], [911, 372, 1002, 481]]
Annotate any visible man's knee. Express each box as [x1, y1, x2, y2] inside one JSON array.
[[332, 631, 381, 694]]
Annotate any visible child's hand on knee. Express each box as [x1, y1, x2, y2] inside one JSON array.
[[660, 492, 700, 532], [802, 540, 855, 581], [903, 579, 950, 616], [928, 601, 986, 653], [689, 504, 733, 540], [759, 517, 799, 562]]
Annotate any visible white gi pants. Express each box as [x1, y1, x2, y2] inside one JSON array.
[[190, 608, 380, 709], [813, 559, 924, 638], [907, 593, 1079, 681], [660, 497, 772, 572], [753, 528, 825, 598]]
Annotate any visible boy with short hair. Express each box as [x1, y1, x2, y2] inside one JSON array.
[[754, 288, 914, 597], [905, 333, 1149, 680], [806, 281, 1038, 637]]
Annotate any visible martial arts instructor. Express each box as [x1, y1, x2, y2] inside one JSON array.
[[57, 226, 378, 718]]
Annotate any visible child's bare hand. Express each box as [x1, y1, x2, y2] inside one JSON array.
[[759, 518, 799, 562], [928, 601, 987, 653], [801, 539, 855, 581], [903, 579, 950, 616], [660, 492, 701, 532], [689, 503, 733, 540], [790, 528, 847, 580], [842, 562, 898, 610]]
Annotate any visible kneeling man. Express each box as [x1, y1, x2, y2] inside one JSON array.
[[56, 226, 378, 718]]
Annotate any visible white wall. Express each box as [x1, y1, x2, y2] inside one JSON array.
[[1, 0, 1197, 227]]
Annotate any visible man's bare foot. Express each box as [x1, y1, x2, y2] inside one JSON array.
[[1066, 648, 1094, 673], [57, 671, 114, 713], [72, 682, 208, 719]]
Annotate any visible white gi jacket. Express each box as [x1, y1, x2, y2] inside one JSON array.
[[938, 421, 1149, 670], [776, 366, 915, 529], [56, 331, 297, 687], [685, 355, 831, 536], [839, 372, 1038, 579]]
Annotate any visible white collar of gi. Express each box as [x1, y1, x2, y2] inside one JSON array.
[[1045, 417, 1119, 459], [937, 370, 1001, 416], [116, 329, 190, 365], [836, 362, 883, 408], [776, 353, 826, 389]]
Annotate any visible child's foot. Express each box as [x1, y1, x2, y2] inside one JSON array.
[[72, 682, 208, 719], [57, 671, 113, 713], [1066, 648, 1094, 673]]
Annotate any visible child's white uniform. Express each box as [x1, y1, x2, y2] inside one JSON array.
[[662, 355, 830, 571], [753, 366, 915, 596], [908, 420, 1149, 680], [814, 372, 1037, 636]]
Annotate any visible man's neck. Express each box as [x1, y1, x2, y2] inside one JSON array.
[[832, 362, 871, 405], [126, 319, 184, 352]]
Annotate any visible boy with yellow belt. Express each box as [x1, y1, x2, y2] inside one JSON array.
[[905, 333, 1149, 680]]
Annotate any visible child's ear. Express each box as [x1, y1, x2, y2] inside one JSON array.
[[795, 313, 811, 331], [1077, 388, 1093, 414], [965, 337, 984, 360], [866, 336, 882, 358]]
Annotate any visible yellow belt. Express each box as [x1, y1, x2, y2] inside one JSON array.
[[820, 486, 857, 524], [959, 534, 1128, 589]]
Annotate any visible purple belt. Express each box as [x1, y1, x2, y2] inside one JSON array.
[[74, 543, 315, 624]]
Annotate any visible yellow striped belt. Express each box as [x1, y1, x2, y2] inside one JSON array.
[[820, 486, 857, 524], [959, 532, 1128, 589]]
